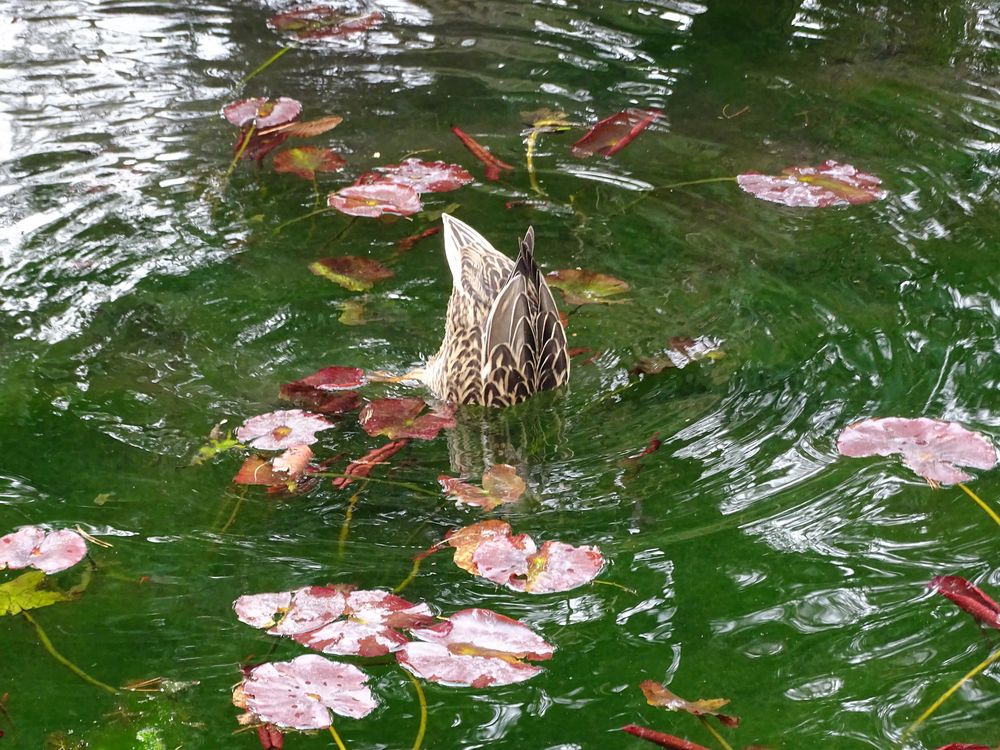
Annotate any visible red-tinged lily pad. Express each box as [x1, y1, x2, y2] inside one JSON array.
[[233, 447, 315, 493], [398, 608, 553, 687], [546, 268, 629, 306], [239, 655, 377, 729], [309, 256, 394, 292], [622, 724, 712, 750], [451, 126, 514, 181], [328, 182, 422, 218], [223, 97, 303, 128], [357, 158, 474, 193], [273, 146, 346, 181], [929, 575, 1000, 630], [332, 439, 409, 489], [359, 398, 455, 441], [571, 108, 661, 158], [737, 161, 886, 207], [509, 540, 605, 595], [438, 464, 526, 511], [640, 681, 739, 728], [269, 7, 385, 39], [0, 527, 87, 574], [237, 410, 335, 451], [837, 417, 997, 486], [280, 367, 365, 414]]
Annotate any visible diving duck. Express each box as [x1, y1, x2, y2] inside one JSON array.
[[420, 214, 570, 407]]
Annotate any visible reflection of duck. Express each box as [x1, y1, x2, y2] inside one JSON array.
[[419, 214, 570, 407]]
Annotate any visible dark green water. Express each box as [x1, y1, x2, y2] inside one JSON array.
[[2, 1, 999, 748]]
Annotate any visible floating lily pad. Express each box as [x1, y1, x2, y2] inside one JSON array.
[[309, 256, 394, 292], [451, 126, 514, 181], [332, 439, 409, 489], [640, 681, 739, 728], [438, 464, 526, 512], [223, 97, 302, 128], [269, 7, 385, 39], [282, 366, 366, 393], [0, 526, 87, 574], [546, 269, 629, 306], [357, 158, 474, 193], [737, 161, 886, 207], [239, 655, 377, 729], [929, 575, 1000, 631], [837, 417, 997, 485], [571, 108, 661, 158], [0, 570, 76, 616], [328, 182, 422, 218], [273, 146, 346, 181], [359, 398, 455, 441], [398, 608, 553, 687], [236, 410, 335, 451]]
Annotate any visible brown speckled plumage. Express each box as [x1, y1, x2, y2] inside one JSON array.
[[423, 215, 569, 407]]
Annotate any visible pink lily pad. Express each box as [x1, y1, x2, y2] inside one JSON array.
[[356, 158, 474, 193], [234, 446, 314, 489], [280, 366, 365, 414], [273, 146, 346, 181], [439, 464, 526, 512], [240, 655, 377, 729], [359, 398, 455, 441], [546, 269, 629, 306], [308, 256, 394, 292], [0, 527, 87, 574], [328, 182, 422, 218], [837, 417, 997, 485], [223, 97, 303, 129], [571, 108, 661, 158], [237, 409, 335, 451], [398, 608, 553, 687], [737, 161, 886, 207], [269, 8, 385, 40], [509, 540, 605, 595]]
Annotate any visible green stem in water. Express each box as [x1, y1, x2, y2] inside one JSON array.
[[901, 646, 1000, 743], [406, 671, 428, 750], [243, 46, 294, 85], [222, 123, 256, 183], [394, 556, 424, 595], [698, 716, 734, 750], [328, 724, 348, 750], [22, 610, 118, 694], [220, 491, 245, 534], [956, 482, 1000, 527], [592, 579, 638, 595], [273, 206, 336, 234], [317, 472, 441, 499], [621, 176, 738, 214], [339, 483, 367, 558]]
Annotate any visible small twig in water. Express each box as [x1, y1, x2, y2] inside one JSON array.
[[243, 45, 295, 85], [956, 482, 1000, 528], [22, 610, 118, 694], [698, 715, 735, 750]]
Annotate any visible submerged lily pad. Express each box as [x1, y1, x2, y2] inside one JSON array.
[[837, 417, 997, 485], [328, 183, 422, 218], [0, 570, 76, 616], [439, 464, 526, 512], [269, 7, 385, 39], [571, 107, 661, 158], [631, 336, 725, 375], [357, 158, 474, 193], [546, 269, 629, 306], [309, 256, 394, 292], [273, 146, 346, 181], [239, 655, 377, 729], [0, 526, 87, 574], [359, 398, 455, 441], [223, 97, 302, 128], [737, 161, 886, 207], [332, 439, 410, 489], [397, 608, 553, 687], [640, 681, 739, 727], [237, 410, 335, 451]]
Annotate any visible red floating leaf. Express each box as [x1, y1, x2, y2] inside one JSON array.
[[930, 575, 1000, 630], [622, 724, 712, 750], [640, 681, 739, 728], [273, 146, 346, 181], [837, 417, 997, 485], [328, 182, 422, 218], [546, 269, 629, 306], [263, 115, 344, 139], [398, 608, 553, 687], [737, 161, 887, 207], [269, 8, 385, 39], [256, 724, 284, 750], [571, 108, 661, 158], [451, 125, 514, 181], [236, 129, 290, 162], [239, 655, 377, 729], [282, 366, 367, 393], [398, 226, 440, 253], [237, 409, 335, 451], [359, 398, 455, 440], [234, 456, 285, 487], [932, 745, 992, 750], [438, 464, 526, 512], [308, 256, 395, 292], [223, 97, 302, 128], [0, 526, 87, 574], [356, 158, 474, 193], [332, 439, 409, 489]]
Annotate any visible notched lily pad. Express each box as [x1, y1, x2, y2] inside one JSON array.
[[0, 526, 87, 574], [309, 256, 394, 292], [273, 146, 346, 181], [223, 97, 303, 128], [359, 398, 455, 441], [328, 182, 422, 218], [737, 161, 886, 207], [357, 158, 474, 193], [571, 108, 661, 158], [237, 410, 335, 451], [438, 464, 526, 511], [546, 269, 629, 306]]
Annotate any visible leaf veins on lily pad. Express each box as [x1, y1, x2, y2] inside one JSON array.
[[0, 526, 87, 574], [238, 655, 377, 729], [269, 8, 385, 39], [546, 269, 629, 306], [223, 97, 302, 128], [397, 608, 553, 687], [837, 417, 997, 486], [237, 410, 335, 451], [357, 158, 474, 193], [328, 182, 422, 218], [359, 398, 455, 440], [438, 464, 526, 511], [929, 575, 1000, 631], [309, 256, 394, 292], [640, 681, 739, 728], [273, 146, 346, 181], [571, 108, 661, 158], [737, 161, 886, 207]]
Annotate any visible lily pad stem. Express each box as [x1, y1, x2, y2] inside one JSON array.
[[621, 176, 738, 214], [328, 724, 348, 750], [22, 610, 118, 694], [243, 45, 295, 85], [317, 472, 441, 498], [406, 671, 428, 750], [698, 716, 734, 750], [338, 482, 368, 557], [957, 482, 1000, 527], [223, 123, 256, 182], [273, 206, 336, 234]]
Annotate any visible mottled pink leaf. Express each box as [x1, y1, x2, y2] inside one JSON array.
[[269, 8, 385, 39], [409, 608, 554, 660], [237, 409, 335, 451], [509, 540, 605, 595], [397, 641, 542, 688], [328, 182, 422, 218], [837, 417, 997, 485], [930, 575, 1000, 630], [273, 146, 346, 181], [438, 464, 526, 511], [223, 97, 302, 128], [0, 526, 44, 570], [0, 527, 87, 574], [356, 158, 474, 193], [571, 108, 661, 158], [359, 398, 455, 441], [737, 161, 886, 207]]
